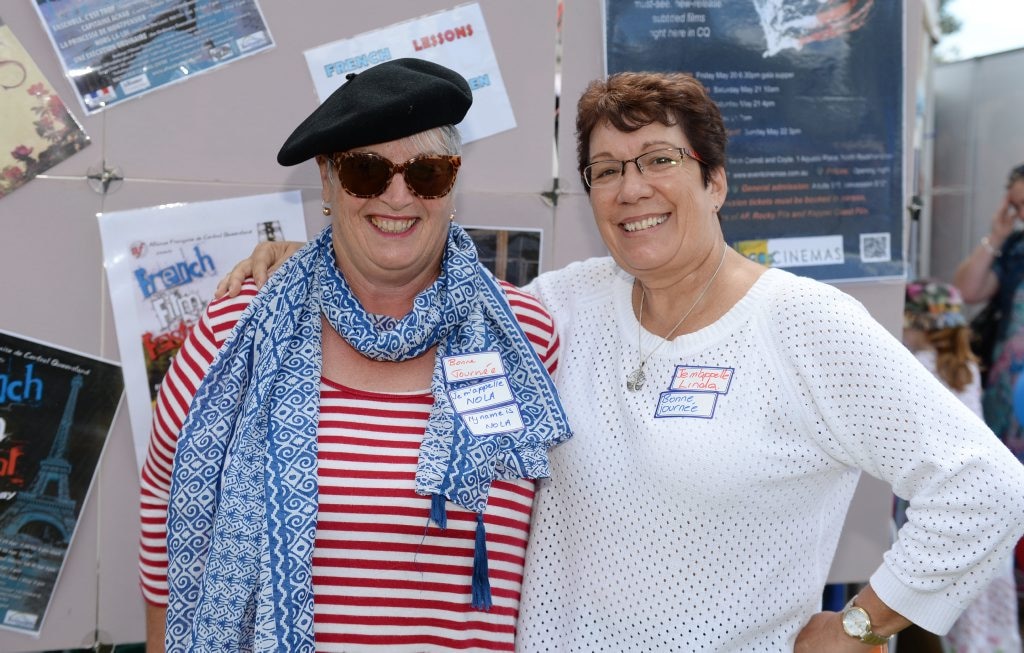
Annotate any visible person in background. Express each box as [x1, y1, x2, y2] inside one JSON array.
[[954, 163, 1024, 461], [220, 71, 1024, 652], [903, 279, 1022, 653], [138, 58, 571, 653], [953, 162, 1024, 625]]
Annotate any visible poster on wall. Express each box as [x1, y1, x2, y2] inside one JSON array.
[[303, 2, 515, 144], [464, 225, 543, 287], [32, 0, 274, 114], [605, 0, 903, 281], [98, 191, 307, 471], [0, 330, 123, 635], [0, 16, 89, 200]]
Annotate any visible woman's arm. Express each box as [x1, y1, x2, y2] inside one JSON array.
[[795, 584, 907, 652], [138, 283, 258, 645], [954, 193, 1017, 303], [774, 278, 1024, 640], [145, 604, 166, 653]]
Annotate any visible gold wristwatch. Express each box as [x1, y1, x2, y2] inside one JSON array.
[[841, 596, 892, 646]]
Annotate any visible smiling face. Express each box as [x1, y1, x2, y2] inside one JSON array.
[[318, 133, 455, 292], [586, 120, 727, 281]]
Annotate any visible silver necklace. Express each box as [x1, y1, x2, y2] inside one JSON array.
[[626, 243, 727, 392]]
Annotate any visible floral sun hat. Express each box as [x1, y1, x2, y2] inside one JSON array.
[[904, 279, 967, 331]]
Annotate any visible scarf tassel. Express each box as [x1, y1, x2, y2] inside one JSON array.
[[471, 512, 492, 610], [430, 492, 448, 529]]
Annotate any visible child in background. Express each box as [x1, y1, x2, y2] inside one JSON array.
[[903, 279, 1022, 653]]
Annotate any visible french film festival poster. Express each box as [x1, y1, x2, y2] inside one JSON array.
[[99, 191, 307, 471]]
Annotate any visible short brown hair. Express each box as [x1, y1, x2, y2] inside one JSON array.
[[576, 71, 727, 191]]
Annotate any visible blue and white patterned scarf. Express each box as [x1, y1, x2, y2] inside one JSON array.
[[165, 224, 571, 652]]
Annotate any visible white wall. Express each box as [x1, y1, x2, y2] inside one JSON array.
[[928, 47, 1024, 287]]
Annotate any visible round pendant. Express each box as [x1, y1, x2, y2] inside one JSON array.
[[626, 367, 646, 392]]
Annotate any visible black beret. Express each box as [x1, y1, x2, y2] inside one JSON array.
[[277, 58, 473, 166]]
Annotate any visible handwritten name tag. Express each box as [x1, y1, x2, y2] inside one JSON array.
[[449, 376, 514, 413], [442, 351, 505, 383], [669, 365, 734, 394], [654, 391, 718, 419], [461, 403, 525, 436]]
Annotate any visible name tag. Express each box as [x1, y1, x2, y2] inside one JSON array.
[[449, 376, 513, 413], [442, 351, 505, 383], [462, 403, 525, 436], [669, 365, 734, 394], [654, 391, 718, 419]]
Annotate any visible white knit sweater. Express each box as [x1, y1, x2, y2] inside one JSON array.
[[517, 258, 1024, 652]]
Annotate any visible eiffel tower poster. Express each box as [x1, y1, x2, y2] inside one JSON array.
[[0, 330, 122, 635]]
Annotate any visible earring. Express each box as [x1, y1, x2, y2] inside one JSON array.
[[449, 208, 457, 223], [713, 204, 719, 212], [322, 202, 331, 217]]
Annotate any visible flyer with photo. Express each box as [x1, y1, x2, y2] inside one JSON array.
[[0, 15, 89, 200], [98, 191, 307, 470], [0, 330, 123, 635], [33, 0, 274, 114]]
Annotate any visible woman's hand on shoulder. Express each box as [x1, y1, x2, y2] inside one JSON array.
[[214, 240, 304, 298]]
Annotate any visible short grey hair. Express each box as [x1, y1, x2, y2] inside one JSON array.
[[409, 124, 462, 156]]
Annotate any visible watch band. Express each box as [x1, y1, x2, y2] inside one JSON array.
[[858, 629, 892, 646]]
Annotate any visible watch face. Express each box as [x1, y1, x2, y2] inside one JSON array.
[[842, 606, 870, 637]]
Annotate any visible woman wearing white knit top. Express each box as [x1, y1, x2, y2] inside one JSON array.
[[221, 73, 1024, 652], [901, 279, 1021, 653]]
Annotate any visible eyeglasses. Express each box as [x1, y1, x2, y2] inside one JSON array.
[[331, 152, 461, 199], [583, 147, 704, 189]]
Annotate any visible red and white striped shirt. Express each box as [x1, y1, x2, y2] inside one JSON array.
[[139, 280, 560, 652]]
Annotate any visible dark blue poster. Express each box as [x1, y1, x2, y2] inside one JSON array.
[[0, 331, 123, 634], [606, 0, 903, 281]]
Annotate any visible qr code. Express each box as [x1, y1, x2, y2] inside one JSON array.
[[859, 232, 891, 263]]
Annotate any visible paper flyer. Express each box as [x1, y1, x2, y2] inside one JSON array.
[[303, 2, 515, 144], [464, 225, 542, 287], [98, 191, 307, 470], [33, 0, 274, 114], [0, 15, 89, 200], [0, 330, 123, 634]]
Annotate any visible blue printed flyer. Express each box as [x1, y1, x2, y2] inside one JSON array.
[[0, 330, 123, 635], [33, 0, 274, 114]]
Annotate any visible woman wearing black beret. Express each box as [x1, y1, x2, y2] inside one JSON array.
[[216, 65, 1024, 653], [138, 58, 571, 652]]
